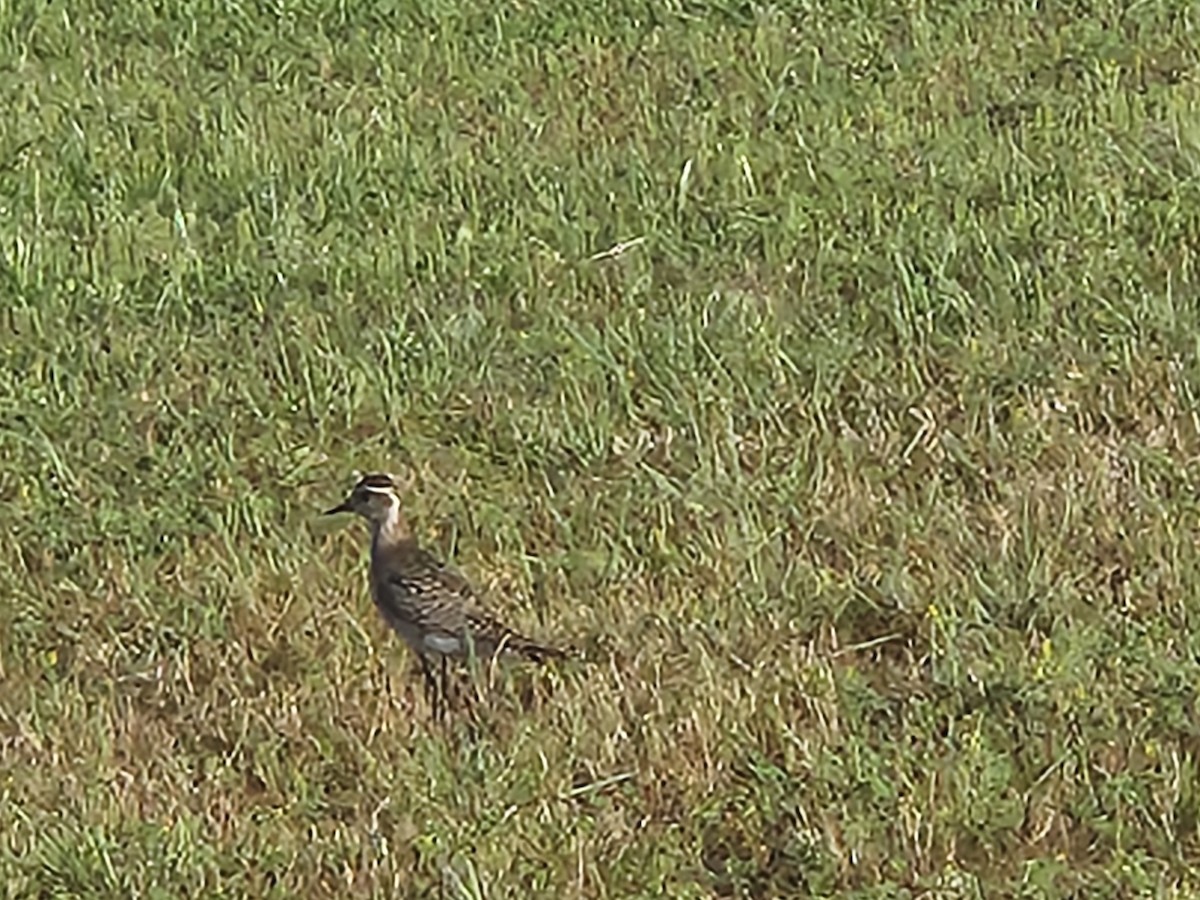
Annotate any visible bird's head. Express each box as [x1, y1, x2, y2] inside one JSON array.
[[324, 472, 403, 527]]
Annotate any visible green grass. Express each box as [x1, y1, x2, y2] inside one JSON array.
[[3, 0, 1200, 895]]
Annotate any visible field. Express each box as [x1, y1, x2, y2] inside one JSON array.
[[3, 0, 1200, 896]]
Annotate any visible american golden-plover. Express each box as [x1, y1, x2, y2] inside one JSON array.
[[324, 472, 566, 717]]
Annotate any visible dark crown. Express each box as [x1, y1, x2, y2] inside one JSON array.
[[356, 473, 397, 490]]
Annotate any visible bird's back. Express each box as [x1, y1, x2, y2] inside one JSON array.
[[370, 536, 469, 644], [369, 537, 565, 662]]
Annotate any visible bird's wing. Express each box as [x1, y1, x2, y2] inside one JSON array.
[[383, 546, 474, 630], [382, 546, 564, 660], [461, 609, 568, 661]]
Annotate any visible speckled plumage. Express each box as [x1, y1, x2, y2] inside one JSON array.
[[325, 472, 566, 717]]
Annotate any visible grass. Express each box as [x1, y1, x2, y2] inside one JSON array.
[[3, 0, 1200, 895]]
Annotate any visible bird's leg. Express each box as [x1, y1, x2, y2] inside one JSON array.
[[418, 654, 440, 721], [460, 641, 484, 723], [441, 655, 452, 715]]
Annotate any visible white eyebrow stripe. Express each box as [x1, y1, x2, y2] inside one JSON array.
[[360, 485, 396, 495]]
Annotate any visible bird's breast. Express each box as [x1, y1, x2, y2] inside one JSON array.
[[422, 633, 463, 656]]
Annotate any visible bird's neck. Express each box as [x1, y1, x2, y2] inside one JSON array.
[[370, 506, 415, 551]]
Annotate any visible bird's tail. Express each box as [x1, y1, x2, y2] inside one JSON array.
[[500, 629, 573, 663]]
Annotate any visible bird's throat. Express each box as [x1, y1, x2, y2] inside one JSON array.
[[371, 505, 413, 549]]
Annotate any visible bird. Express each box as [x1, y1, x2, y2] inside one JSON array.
[[323, 472, 567, 718]]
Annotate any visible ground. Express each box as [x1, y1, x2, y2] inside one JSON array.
[[3, 0, 1200, 896]]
